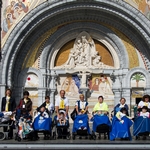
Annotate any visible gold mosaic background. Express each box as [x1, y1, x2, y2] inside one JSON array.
[[55, 40, 114, 67]]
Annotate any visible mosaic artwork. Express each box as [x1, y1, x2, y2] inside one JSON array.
[[1, 0, 150, 41], [89, 75, 114, 100]]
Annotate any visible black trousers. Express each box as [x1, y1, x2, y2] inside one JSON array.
[[57, 128, 67, 137]]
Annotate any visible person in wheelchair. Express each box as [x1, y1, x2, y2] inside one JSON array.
[[37, 96, 54, 117], [114, 98, 129, 116], [57, 109, 68, 126], [93, 96, 109, 115], [35, 106, 49, 119], [138, 106, 150, 118], [75, 94, 88, 115], [138, 95, 150, 112], [133, 106, 150, 140], [110, 107, 133, 141], [34, 106, 51, 140]]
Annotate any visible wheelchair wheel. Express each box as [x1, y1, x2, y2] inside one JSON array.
[[53, 132, 56, 140], [92, 131, 96, 140], [98, 134, 101, 139], [135, 136, 140, 140], [72, 133, 75, 140], [0, 132, 5, 140], [88, 134, 92, 140], [66, 134, 71, 140], [17, 137, 21, 142]]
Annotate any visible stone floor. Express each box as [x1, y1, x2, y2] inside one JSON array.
[[0, 124, 150, 150]]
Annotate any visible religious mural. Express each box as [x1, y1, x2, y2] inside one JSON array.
[[1, 0, 46, 42], [1, 0, 150, 46], [2, 0, 30, 38], [131, 73, 146, 88], [89, 75, 114, 99], [131, 73, 146, 109], [125, 0, 150, 19], [57, 75, 80, 98]]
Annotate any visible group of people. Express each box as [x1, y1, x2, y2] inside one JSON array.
[[1, 88, 150, 140]]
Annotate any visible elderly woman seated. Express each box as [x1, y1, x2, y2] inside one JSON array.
[[93, 96, 109, 115], [113, 98, 129, 116]]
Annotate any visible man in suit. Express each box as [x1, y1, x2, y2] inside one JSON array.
[[1, 89, 16, 139]]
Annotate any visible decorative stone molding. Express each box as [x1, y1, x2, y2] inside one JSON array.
[[1, 0, 150, 88], [17, 67, 43, 87], [124, 67, 150, 88]]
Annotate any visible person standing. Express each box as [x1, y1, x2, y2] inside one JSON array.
[[55, 90, 69, 138], [55, 90, 69, 118], [1, 89, 16, 139], [16, 91, 32, 119]]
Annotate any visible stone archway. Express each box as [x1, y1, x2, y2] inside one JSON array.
[[0, 0, 150, 109]]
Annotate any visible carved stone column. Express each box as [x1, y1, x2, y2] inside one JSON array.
[[112, 89, 121, 106], [122, 88, 131, 114], [79, 87, 89, 101], [78, 71, 91, 101], [38, 87, 46, 106], [49, 71, 57, 104]]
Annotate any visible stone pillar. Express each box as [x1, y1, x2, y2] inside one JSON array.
[[145, 88, 150, 95], [112, 89, 121, 106], [43, 74, 46, 88], [0, 84, 6, 110], [49, 71, 57, 105], [79, 87, 89, 101], [122, 88, 131, 115], [50, 89, 56, 105], [38, 88, 46, 106], [112, 75, 122, 105], [14, 86, 23, 104]]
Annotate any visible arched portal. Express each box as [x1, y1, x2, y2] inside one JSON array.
[[0, 0, 150, 112]]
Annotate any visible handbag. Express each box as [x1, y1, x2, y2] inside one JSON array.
[[70, 108, 77, 121]]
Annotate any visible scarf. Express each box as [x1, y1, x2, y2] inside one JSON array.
[[119, 103, 125, 108], [24, 98, 28, 104], [59, 99, 65, 109], [81, 101, 85, 109], [144, 102, 149, 107], [5, 96, 10, 112], [46, 102, 50, 109]]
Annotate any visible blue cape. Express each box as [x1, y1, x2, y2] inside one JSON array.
[[33, 115, 52, 131], [110, 116, 133, 141], [72, 114, 90, 134], [133, 116, 150, 136], [92, 114, 111, 132], [0, 112, 4, 117]]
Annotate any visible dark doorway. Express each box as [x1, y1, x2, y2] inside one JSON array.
[[136, 98, 142, 105]]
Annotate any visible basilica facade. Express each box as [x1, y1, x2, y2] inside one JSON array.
[[0, 0, 150, 114]]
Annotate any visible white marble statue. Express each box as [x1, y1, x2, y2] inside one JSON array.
[[54, 31, 114, 70]]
